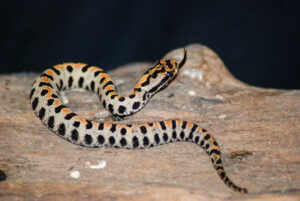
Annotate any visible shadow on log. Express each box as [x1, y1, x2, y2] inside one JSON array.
[[0, 44, 299, 200]]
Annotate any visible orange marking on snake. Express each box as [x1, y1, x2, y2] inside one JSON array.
[[151, 65, 162, 73], [62, 108, 70, 114], [143, 124, 151, 129], [100, 74, 110, 83], [176, 120, 183, 125], [210, 137, 220, 150], [187, 122, 193, 127], [135, 75, 148, 88], [54, 100, 60, 105], [153, 122, 160, 128], [171, 59, 176, 65], [43, 86, 52, 95], [165, 121, 172, 126], [215, 154, 221, 161], [54, 65, 64, 69], [72, 63, 86, 68], [45, 69, 54, 75], [93, 122, 99, 127], [74, 116, 87, 124], [90, 67, 100, 71], [42, 77, 49, 82], [117, 125, 127, 128], [197, 127, 205, 133]]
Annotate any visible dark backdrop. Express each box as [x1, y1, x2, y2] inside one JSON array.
[[2, 1, 300, 89]]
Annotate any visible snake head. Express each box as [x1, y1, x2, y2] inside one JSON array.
[[144, 48, 187, 95]]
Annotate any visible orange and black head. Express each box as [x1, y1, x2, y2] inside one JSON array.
[[142, 48, 187, 95]]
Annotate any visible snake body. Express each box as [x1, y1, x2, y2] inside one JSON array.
[[29, 49, 247, 193]]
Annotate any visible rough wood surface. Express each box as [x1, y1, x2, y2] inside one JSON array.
[[0, 44, 299, 201]]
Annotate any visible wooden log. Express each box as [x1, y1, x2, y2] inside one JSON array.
[[0, 44, 299, 200]]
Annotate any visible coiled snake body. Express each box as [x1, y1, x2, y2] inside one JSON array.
[[29, 49, 247, 193]]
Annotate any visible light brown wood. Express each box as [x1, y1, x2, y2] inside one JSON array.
[[0, 44, 299, 200]]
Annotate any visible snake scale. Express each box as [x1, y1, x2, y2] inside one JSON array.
[[29, 49, 247, 193]]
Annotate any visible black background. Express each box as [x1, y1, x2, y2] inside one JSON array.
[[2, 1, 300, 89]]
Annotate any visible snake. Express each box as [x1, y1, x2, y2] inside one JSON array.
[[29, 49, 247, 193]]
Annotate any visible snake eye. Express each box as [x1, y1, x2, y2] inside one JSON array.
[[165, 71, 172, 77]]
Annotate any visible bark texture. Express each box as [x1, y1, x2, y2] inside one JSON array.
[[0, 44, 299, 201]]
